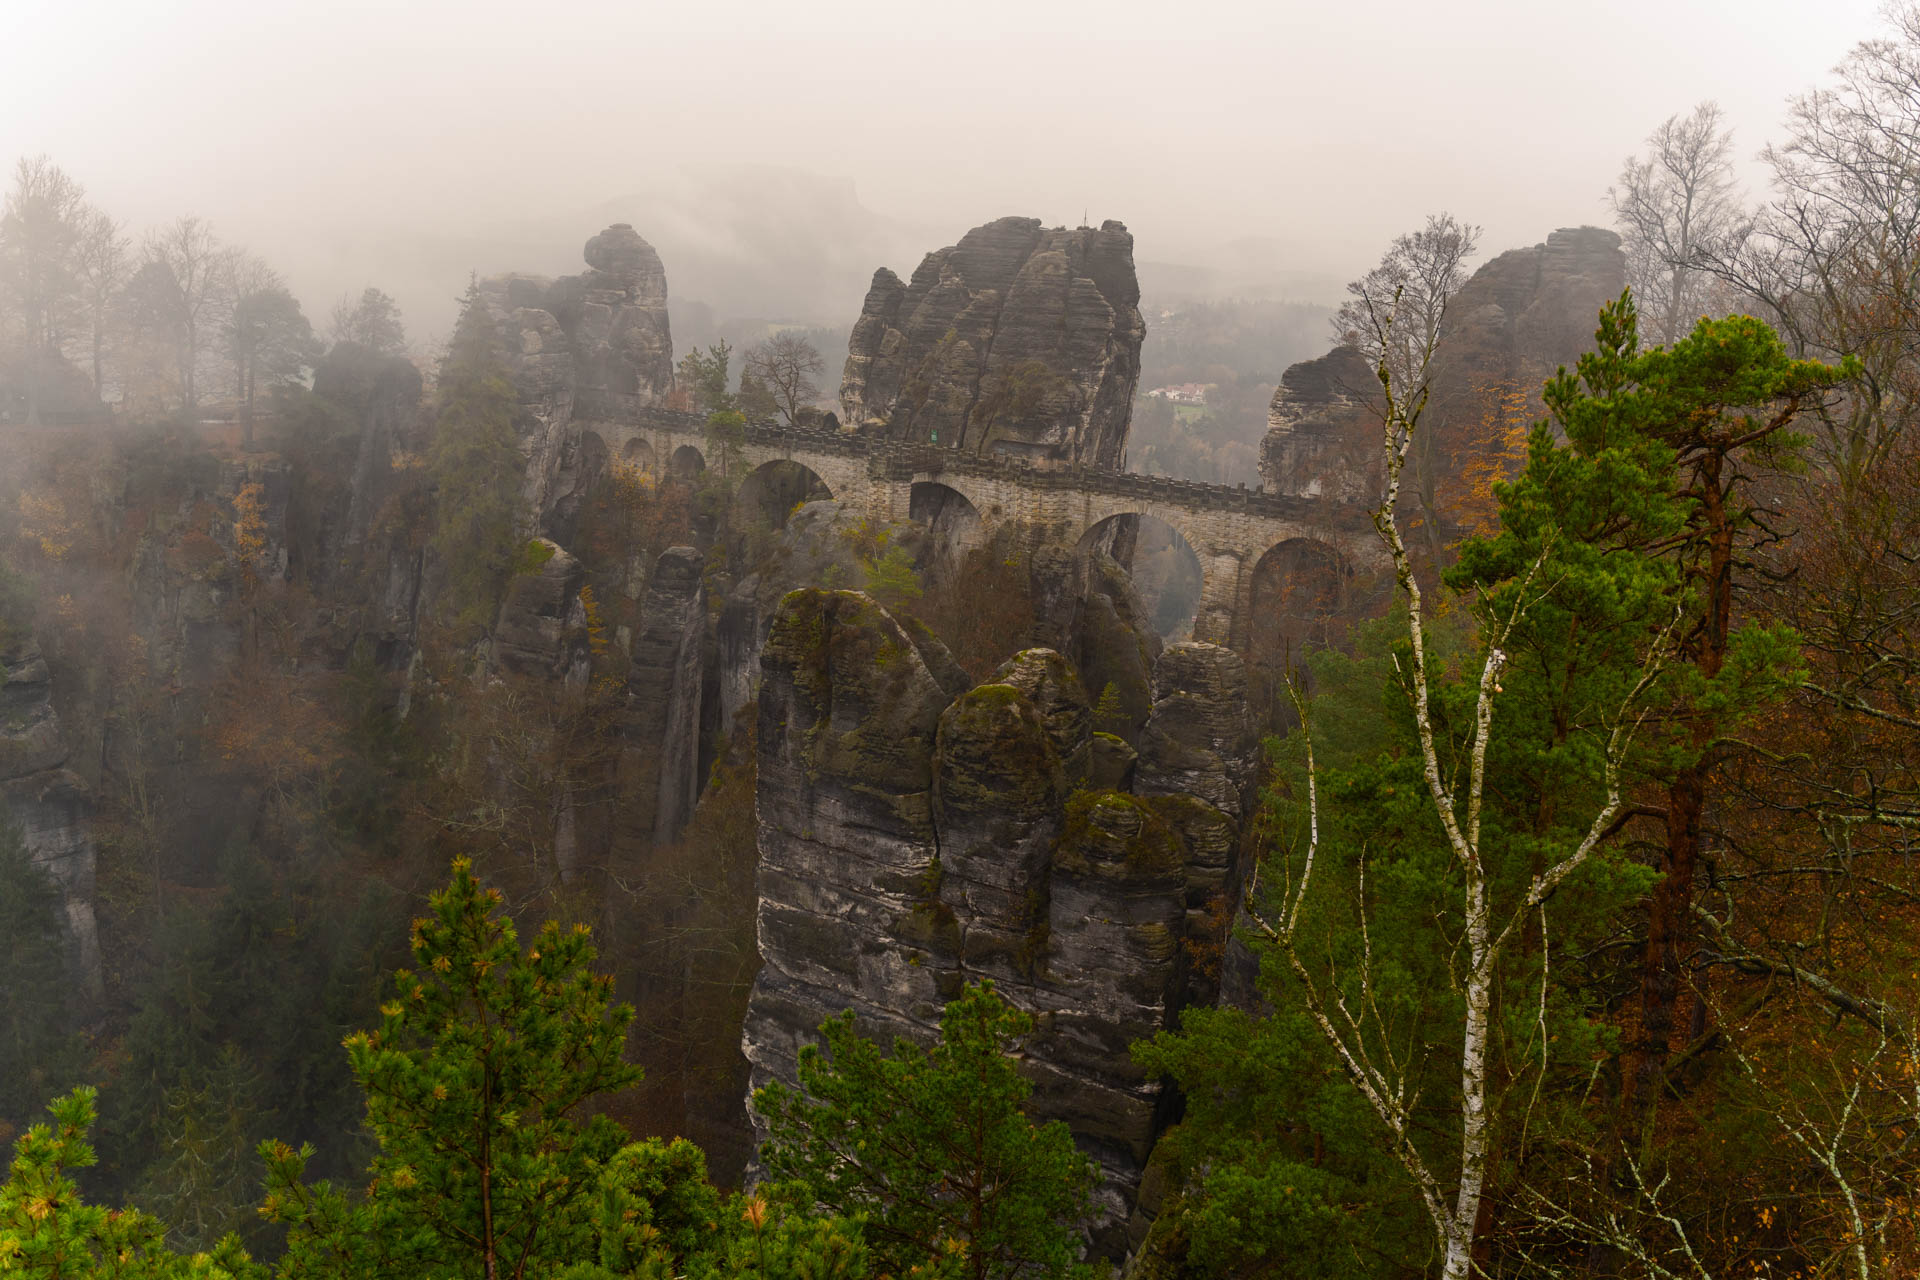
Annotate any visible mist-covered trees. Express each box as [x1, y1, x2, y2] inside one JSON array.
[[227, 283, 318, 444], [428, 284, 524, 632], [0, 157, 97, 422], [743, 333, 824, 427], [327, 288, 406, 357]]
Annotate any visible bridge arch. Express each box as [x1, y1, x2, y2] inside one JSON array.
[[1074, 513, 1202, 640], [669, 443, 706, 480], [908, 480, 985, 554], [620, 436, 658, 473], [736, 458, 834, 531], [1243, 536, 1352, 716]]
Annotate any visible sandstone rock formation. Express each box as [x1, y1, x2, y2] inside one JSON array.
[[1, 628, 102, 997], [312, 341, 425, 552], [740, 588, 1260, 1256], [618, 546, 709, 849], [491, 539, 590, 684], [839, 217, 1144, 468], [1258, 225, 1627, 502], [476, 225, 674, 529], [1257, 344, 1379, 501]]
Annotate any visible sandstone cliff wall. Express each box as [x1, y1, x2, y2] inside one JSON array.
[[740, 586, 1257, 1256]]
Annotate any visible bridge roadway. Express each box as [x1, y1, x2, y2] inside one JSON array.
[[590, 407, 1386, 648]]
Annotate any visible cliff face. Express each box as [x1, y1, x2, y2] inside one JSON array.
[[1257, 344, 1379, 502], [1, 629, 102, 997], [839, 217, 1145, 468], [1258, 225, 1627, 500], [741, 587, 1257, 1255]]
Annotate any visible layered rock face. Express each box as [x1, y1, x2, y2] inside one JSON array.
[[1429, 224, 1626, 409], [1258, 225, 1627, 500], [839, 216, 1145, 468], [741, 588, 1257, 1255], [1258, 344, 1379, 501], [1, 629, 102, 997], [476, 225, 674, 530], [618, 546, 709, 849]]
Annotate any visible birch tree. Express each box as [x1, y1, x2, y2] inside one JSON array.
[[1236, 290, 1839, 1277], [1246, 288, 1665, 1280], [1333, 213, 1480, 568]]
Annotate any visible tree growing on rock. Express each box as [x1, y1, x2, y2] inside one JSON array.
[[226, 282, 317, 446]]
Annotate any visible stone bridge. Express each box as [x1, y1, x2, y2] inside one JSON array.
[[585, 407, 1387, 647]]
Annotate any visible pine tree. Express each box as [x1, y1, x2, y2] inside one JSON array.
[[430, 285, 525, 636], [860, 544, 922, 609], [0, 1087, 257, 1279], [261, 858, 643, 1280], [754, 982, 1094, 1280]]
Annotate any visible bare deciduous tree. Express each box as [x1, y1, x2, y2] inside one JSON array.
[[1610, 102, 1744, 346], [0, 156, 89, 423], [1334, 213, 1481, 566], [72, 208, 127, 403], [1703, 7, 1920, 487], [328, 286, 407, 356], [744, 331, 824, 427], [142, 215, 229, 412]]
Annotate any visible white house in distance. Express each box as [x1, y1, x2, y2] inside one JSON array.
[[1145, 382, 1211, 405]]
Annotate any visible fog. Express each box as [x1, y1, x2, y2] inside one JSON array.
[[0, 0, 1885, 343]]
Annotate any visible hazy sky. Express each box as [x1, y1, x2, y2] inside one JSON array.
[[0, 0, 1890, 341]]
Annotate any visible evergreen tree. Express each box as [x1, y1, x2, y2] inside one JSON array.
[[0, 810, 81, 1142], [860, 544, 922, 609], [261, 858, 643, 1280], [130, 1049, 264, 1254], [754, 983, 1094, 1280], [1449, 294, 1842, 1119], [676, 342, 733, 417], [430, 284, 524, 635], [0, 1087, 257, 1279]]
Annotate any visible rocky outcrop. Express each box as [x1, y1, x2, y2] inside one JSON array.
[[740, 588, 1260, 1256], [491, 540, 589, 684], [0, 629, 102, 997], [1258, 344, 1379, 501], [839, 217, 1144, 468], [476, 225, 674, 530], [618, 546, 709, 849], [1429, 225, 1626, 412], [1258, 225, 1627, 503]]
